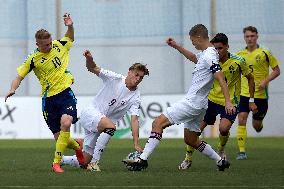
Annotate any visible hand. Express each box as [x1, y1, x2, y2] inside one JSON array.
[[63, 13, 73, 26], [166, 38, 178, 49], [134, 144, 143, 153], [83, 50, 93, 61], [249, 102, 258, 114], [259, 79, 268, 91], [5, 90, 15, 102], [225, 102, 236, 115]]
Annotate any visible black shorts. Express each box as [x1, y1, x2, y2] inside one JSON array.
[[42, 88, 78, 134], [238, 96, 268, 120], [204, 100, 238, 125]]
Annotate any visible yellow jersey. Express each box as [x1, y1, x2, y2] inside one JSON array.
[[238, 46, 279, 99], [17, 37, 74, 97], [208, 53, 251, 106]]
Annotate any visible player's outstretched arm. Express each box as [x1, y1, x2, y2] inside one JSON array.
[[5, 75, 24, 102], [83, 50, 101, 76], [214, 71, 236, 115], [166, 38, 197, 64], [63, 13, 74, 41], [130, 115, 143, 152]]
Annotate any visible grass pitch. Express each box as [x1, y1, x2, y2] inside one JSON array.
[[0, 137, 284, 188]]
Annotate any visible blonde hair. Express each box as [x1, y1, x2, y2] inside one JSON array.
[[129, 63, 149, 76]]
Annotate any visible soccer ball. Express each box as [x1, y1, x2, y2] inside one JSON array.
[[122, 151, 142, 170]]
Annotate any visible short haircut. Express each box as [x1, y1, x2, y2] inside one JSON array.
[[129, 63, 149, 76], [35, 29, 51, 40], [189, 24, 209, 39], [210, 33, 228, 45], [243, 26, 258, 34]]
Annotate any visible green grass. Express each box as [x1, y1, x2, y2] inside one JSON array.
[[0, 138, 284, 188]]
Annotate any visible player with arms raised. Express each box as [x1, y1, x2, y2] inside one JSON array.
[[61, 50, 149, 171], [5, 13, 84, 173]]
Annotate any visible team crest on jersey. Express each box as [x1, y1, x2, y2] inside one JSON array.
[[255, 54, 261, 63], [229, 65, 235, 74]]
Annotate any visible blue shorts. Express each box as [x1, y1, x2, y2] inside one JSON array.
[[42, 88, 78, 134], [238, 96, 268, 120], [204, 100, 238, 125]]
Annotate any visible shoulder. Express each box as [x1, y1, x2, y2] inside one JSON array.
[[54, 37, 73, 46], [23, 49, 39, 63], [203, 47, 218, 61], [258, 45, 272, 54], [100, 68, 124, 80], [229, 53, 246, 64], [237, 48, 247, 55]]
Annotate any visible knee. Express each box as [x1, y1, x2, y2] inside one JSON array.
[[152, 119, 163, 133], [184, 137, 198, 148], [219, 127, 229, 136], [60, 114, 73, 130]]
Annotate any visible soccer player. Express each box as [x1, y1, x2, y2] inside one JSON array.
[[236, 26, 281, 160], [126, 24, 235, 171], [178, 33, 257, 170], [4, 13, 84, 173], [61, 50, 149, 171]]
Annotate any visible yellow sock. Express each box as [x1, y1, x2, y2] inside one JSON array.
[[237, 125, 247, 152], [53, 131, 70, 164], [67, 138, 80, 151], [218, 132, 230, 151], [185, 145, 195, 161]]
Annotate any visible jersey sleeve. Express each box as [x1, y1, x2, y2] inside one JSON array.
[[57, 36, 73, 51], [128, 97, 141, 116], [17, 53, 35, 78], [263, 49, 280, 69], [98, 68, 124, 82], [205, 49, 221, 73]]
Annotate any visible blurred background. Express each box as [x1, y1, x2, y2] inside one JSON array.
[[0, 0, 283, 139]]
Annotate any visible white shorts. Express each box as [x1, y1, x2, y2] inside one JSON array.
[[164, 98, 206, 133], [79, 106, 105, 133], [82, 128, 100, 156], [80, 106, 105, 155]]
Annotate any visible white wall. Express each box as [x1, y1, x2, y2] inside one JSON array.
[[0, 95, 283, 139]]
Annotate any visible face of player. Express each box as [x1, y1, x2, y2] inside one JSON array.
[[213, 42, 229, 60], [244, 30, 258, 48], [190, 36, 202, 50], [126, 69, 145, 90], [36, 37, 52, 53]]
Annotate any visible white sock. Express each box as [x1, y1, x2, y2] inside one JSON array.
[[140, 132, 162, 160], [91, 131, 113, 163], [61, 155, 80, 168], [197, 141, 221, 163]]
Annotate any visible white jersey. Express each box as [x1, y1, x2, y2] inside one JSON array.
[[185, 47, 219, 109], [89, 68, 141, 123]]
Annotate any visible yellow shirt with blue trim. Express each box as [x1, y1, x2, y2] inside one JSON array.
[[17, 37, 74, 97], [208, 53, 251, 106], [238, 46, 279, 99]]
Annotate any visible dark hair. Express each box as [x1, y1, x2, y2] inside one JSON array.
[[210, 33, 228, 45], [189, 24, 209, 39], [129, 63, 149, 76], [35, 29, 51, 39], [243, 26, 258, 34]]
